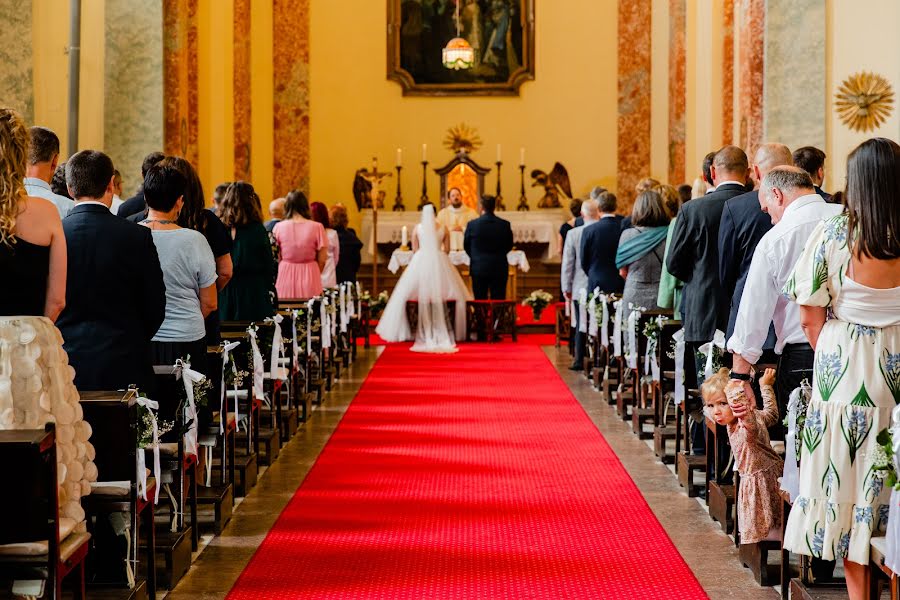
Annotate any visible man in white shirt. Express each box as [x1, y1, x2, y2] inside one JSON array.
[[437, 187, 478, 251], [560, 198, 599, 370], [727, 166, 842, 422], [24, 127, 75, 219]]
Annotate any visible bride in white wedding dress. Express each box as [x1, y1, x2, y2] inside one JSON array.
[[376, 204, 472, 353]]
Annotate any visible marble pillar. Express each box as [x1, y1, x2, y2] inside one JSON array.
[[233, 0, 251, 182], [273, 0, 310, 197], [163, 0, 199, 167], [106, 0, 163, 196], [763, 0, 825, 150], [618, 0, 652, 208], [0, 0, 33, 124], [721, 0, 735, 145], [668, 0, 686, 185], [737, 0, 764, 154]]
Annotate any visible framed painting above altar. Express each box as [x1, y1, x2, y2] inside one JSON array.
[[387, 0, 535, 97]]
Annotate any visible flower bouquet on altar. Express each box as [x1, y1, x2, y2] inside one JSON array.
[[522, 289, 553, 321]]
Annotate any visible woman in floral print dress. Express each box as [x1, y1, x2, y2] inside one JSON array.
[[782, 138, 900, 600]]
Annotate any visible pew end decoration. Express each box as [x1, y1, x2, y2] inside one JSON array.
[[522, 289, 553, 321], [362, 290, 389, 320], [871, 428, 898, 490]]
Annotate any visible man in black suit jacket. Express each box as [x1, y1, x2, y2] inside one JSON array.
[[718, 143, 792, 346], [668, 145, 749, 361], [116, 150, 164, 218], [464, 195, 514, 299], [580, 191, 625, 294], [58, 150, 166, 393]]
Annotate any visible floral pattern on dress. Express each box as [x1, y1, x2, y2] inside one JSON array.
[[816, 347, 847, 402], [880, 349, 900, 404], [840, 406, 871, 464]]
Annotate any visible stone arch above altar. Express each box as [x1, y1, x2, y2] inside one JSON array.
[[433, 151, 491, 211]]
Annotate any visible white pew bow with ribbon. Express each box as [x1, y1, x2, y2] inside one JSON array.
[[588, 288, 599, 337], [220, 340, 241, 434], [599, 294, 610, 347], [173, 359, 204, 457], [264, 314, 285, 381], [577, 288, 588, 334], [135, 395, 162, 504], [626, 306, 641, 370], [699, 329, 726, 379], [612, 300, 623, 357], [780, 381, 810, 503], [673, 328, 686, 405], [247, 326, 265, 413]]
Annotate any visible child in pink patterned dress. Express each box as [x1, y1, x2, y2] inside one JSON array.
[[702, 367, 784, 544]]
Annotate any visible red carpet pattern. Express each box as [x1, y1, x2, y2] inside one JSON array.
[[228, 344, 707, 599]]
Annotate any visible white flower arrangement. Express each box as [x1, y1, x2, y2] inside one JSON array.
[[522, 289, 554, 312]]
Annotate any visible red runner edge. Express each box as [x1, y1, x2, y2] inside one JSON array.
[[228, 344, 708, 599]]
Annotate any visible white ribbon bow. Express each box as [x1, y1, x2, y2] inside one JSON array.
[[135, 395, 161, 504], [321, 298, 332, 349], [780, 382, 810, 502], [307, 299, 315, 355], [291, 309, 301, 366], [174, 359, 203, 456], [599, 294, 609, 347], [247, 327, 265, 411], [588, 288, 599, 337], [699, 329, 727, 379], [673, 328, 686, 405], [627, 307, 640, 369], [265, 314, 285, 380], [577, 288, 588, 334], [612, 300, 623, 357], [644, 316, 665, 383], [339, 285, 349, 333], [220, 341, 241, 433], [355, 282, 363, 316]]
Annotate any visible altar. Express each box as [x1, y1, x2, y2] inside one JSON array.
[[360, 209, 566, 263], [387, 249, 530, 300]]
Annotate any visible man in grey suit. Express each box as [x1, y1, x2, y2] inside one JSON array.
[[561, 198, 599, 370]]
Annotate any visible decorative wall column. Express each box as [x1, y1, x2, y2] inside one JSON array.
[[618, 0, 652, 207], [233, 0, 251, 182], [272, 0, 310, 197], [763, 0, 825, 150], [721, 0, 734, 145], [0, 0, 33, 124], [106, 0, 163, 195], [667, 0, 686, 185], [736, 0, 764, 153], [163, 0, 199, 166]]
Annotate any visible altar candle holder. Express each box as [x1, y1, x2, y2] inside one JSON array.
[[419, 160, 430, 209], [392, 165, 404, 211], [495, 160, 505, 211], [517, 164, 529, 211]]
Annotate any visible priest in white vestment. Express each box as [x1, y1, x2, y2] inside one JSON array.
[[437, 187, 478, 251]]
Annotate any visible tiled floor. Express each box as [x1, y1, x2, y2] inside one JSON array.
[[167, 344, 779, 600]]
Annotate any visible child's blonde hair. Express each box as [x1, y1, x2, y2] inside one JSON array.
[[701, 367, 731, 401]]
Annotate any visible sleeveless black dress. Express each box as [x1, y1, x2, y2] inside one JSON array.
[[0, 237, 50, 316]]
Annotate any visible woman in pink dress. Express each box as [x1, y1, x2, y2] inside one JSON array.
[[310, 201, 340, 288], [273, 190, 327, 299]]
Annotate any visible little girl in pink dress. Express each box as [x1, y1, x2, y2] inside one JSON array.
[[703, 367, 784, 543]]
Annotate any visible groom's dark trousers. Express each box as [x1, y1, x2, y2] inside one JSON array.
[[464, 212, 514, 300]]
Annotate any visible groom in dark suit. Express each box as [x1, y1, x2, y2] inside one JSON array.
[[464, 195, 514, 299], [57, 150, 167, 394]]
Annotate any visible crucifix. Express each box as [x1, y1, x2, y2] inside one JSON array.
[[360, 157, 392, 294]]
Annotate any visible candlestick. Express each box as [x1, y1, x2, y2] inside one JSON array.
[[495, 160, 505, 211], [392, 165, 404, 211], [401, 225, 408, 248], [422, 143, 427, 162], [419, 160, 429, 209], [396, 148, 402, 167], [519, 147, 525, 166], [517, 164, 529, 211]]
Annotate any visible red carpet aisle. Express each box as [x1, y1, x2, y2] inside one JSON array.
[[228, 345, 708, 599]]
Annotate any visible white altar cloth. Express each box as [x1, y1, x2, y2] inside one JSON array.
[[361, 209, 565, 263], [387, 250, 530, 274]]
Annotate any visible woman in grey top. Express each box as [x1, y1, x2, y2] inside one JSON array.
[[615, 190, 671, 310], [140, 163, 217, 374]]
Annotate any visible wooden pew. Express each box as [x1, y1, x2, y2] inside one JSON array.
[[871, 536, 898, 600], [629, 310, 672, 439], [277, 304, 316, 423], [652, 319, 681, 464], [705, 414, 734, 532], [78, 391, 156, 599], [0, 424, 92, 600], [675, 388, 706, 497]]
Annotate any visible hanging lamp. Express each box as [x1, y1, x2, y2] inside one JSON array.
[[442, 1, 474, 70]]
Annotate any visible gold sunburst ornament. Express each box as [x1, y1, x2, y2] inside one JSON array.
[[444, 123, 482, 154], [835, 72, 895, 132]]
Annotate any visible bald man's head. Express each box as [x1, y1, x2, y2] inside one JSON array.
[[711, 145, 749, 185], [581, 198, 600, 221], [752, 143, 793, 187], [270, 197, 286, 220]]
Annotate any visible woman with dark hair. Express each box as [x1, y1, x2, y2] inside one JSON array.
[[51, 162, 71, 200], [310, 201, 340, 288], [615, 190, 670, 309], [218, 182, 276, 321], [782, 138, 900, 599], [329, 204, 363, 283], [558, 197, 582, 248], [273, 190, 327, 299]]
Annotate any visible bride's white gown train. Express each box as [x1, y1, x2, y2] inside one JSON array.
[[375, 206, 472, 353]]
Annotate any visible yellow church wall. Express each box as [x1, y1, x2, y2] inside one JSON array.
[[309, 0, 619, 229], [32, 0, 71, 153], [825, 0, 900, 192]]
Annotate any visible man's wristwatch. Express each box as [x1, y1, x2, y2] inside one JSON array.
[[729, 371, 752, 381]]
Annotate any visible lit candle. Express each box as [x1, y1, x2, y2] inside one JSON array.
[[396, 148, 402, 167], [401, 225, 408, 248], [497, 144, 502, 162], [422, 143, 427, 162], [519, 147, 525, 166]]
